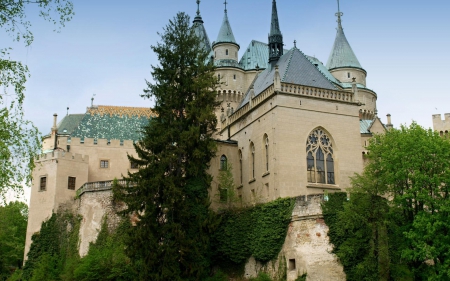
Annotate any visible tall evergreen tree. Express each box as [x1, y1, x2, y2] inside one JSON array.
[[114, 12, 219, 281]]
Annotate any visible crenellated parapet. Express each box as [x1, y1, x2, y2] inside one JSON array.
[[36, 150, 89, 163], [433, 113, 450, 134]]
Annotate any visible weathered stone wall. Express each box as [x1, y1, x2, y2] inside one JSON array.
[[244, 195, 345, 281], [77, 189, 122, 257]]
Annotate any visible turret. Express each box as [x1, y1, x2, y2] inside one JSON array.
[[268, 0, 283, 64], [212, 1, 239, 62], [192, 0, 212, 55], [327, 1, 367, 86]]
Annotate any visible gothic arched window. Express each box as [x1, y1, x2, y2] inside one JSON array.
[[250, 142, 255, 179], [239, 150, 243, 185], [306, 129, 335, 184], [220, 155, 227, 171], [264, 135, 269, 172]]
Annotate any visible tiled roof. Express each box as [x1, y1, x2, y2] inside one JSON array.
[[214, 11, 238, 46], [193, 18, 212, 55], [65, 106, 155, 142], [326, 22, 363, 70], [57, 114, 85, 135], [360, 119, 373, 134], [239, 40, 288, 70], [239, 48, 338, 108]]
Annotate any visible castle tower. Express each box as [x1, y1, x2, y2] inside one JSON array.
[[212, 0, 240, 62], [192, 0, 212, 55], [268, 0, 283, 64], [212, 1, 244, 135], [327, 0, 367, 87]]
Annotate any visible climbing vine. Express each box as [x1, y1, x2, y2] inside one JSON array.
[[213, 198, 294, 268]]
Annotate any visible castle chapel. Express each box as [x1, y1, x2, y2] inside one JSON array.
[[25, 1, 391, 277]]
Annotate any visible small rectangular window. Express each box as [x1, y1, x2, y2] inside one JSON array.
[[40, 177, 47, 191], [100, 160, 109, 168], [68, 177, 76, 190], [289, 259, 296, 271], [130, 162, 139, 169], [233, 74, 236, 80]]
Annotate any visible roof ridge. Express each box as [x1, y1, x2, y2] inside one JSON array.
[[297, 48, 338, 89], [281, 48, 295, 81]]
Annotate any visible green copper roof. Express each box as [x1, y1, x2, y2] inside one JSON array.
[[214, 8, 238, 47], [193, 1, 212, 54], [68, 106, 154, 142], [57, 114, 85, 135], [326, 12, 363, 70], [360, 119, 373, 134], [239, 40, 288, 70]]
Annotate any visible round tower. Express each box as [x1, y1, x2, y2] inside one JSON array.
[[212, 1, 240, 62], [327, 1, 377, 120]]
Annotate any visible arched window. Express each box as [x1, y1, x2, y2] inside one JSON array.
[[264, 135, 269, 172], [226, 49, 228, 56], [218, 74, 221, 81], [220, 155, 227, 171], [306, 129, 335, 184], [239, 150, 243, 185], [250, 142, 255, 179]]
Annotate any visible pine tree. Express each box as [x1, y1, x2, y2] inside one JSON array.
[[114, 12, 219, 281]]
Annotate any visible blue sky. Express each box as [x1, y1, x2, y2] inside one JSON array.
[[3, 0, 450, 135]]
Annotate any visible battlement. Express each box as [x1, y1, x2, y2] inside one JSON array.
[[36, 150, 89, 162], [59, 137, 135, 149], [432, 113, 450, 132]]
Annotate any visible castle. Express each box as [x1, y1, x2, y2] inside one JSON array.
[[25, 1, 392, 279]]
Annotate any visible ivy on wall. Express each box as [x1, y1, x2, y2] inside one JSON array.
[[213, 198, 294, 266]]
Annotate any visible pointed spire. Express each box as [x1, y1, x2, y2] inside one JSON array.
[[213, 0, 238, 47], [192, 0, 212, 54], [268, 0, 283, 63], [326, 0, 363, 70]]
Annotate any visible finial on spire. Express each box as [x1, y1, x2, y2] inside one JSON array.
[[196, 0, 200, 16], [224, 0, 228, 13], [294, 40, 297, 48], [335, 0, 343, 28]]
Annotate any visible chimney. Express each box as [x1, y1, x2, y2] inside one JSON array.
[[52, 113, 58, 133], [386, 114, 393, 130]]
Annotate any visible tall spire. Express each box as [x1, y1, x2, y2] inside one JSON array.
[[326, 0, 363, 70], [213, 0, 238, 47], [268, 0, 283, 63], [192, 0, 212, 54]]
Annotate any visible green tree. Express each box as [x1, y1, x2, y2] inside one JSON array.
[[113, 12, 219, 280], [0, 0, 74, 200], [0, 201, 27, 279], [324, 123, 450, 280]]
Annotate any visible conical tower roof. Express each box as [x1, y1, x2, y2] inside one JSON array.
[[213, 2, 238, 47], [192, 0, 212, 54], [326, 6, 363, 70]]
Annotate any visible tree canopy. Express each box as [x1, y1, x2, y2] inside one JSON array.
[[113, 12, 219, 280], [0, 0, 74, 200], [323, 122, 450, 280]]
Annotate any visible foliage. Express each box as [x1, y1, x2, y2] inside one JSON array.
[[73, 218, 137, 281], [0, 201, 27, 279], [216, 163, 240, 209], [324, 123, 450, 280], [113, 12, 219, 281], [0, 0, 74, 201], [213, 198, 294, 268], [249, 272, 272, 281], [22, 212, 80, 281], [295, 273, 307, 281]]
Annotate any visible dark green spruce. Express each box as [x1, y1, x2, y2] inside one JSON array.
[[113, 12, 219, 281]]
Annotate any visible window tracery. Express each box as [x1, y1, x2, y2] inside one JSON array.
[[306, 129, 335, 184]]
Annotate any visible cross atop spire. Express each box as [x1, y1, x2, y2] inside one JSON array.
[[224, 0, 228, 13], [335, 0, 344, 29]]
